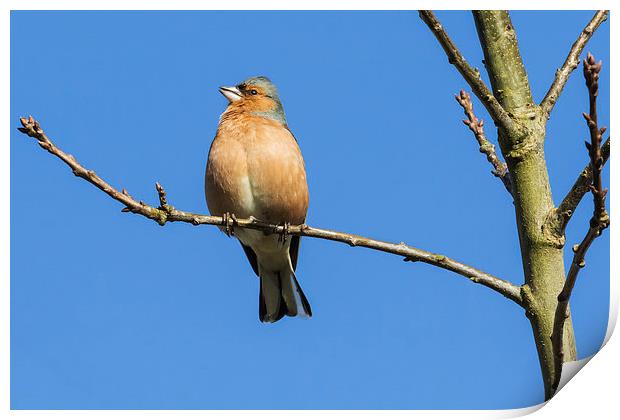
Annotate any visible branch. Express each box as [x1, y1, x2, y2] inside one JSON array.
[[17, 116, 524, 306], [455, 90, 512, 195], [540, 10, 609, 119], [552, 137, 609, 233], [551, 52, 610, 396], [419, 10, 516, 133]]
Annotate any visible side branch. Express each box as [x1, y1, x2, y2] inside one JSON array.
[[17, 116, 523, 306], [540, 10, 609, 118], [419, 10, 515, 133], [551, 137, 609, 234], [455, 90, 512, 195], [550, 53, 610, 395]]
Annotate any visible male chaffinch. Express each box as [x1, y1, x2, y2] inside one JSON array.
[[205, 76, 312, 323]]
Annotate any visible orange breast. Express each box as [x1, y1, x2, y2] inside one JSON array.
[[205, 114, 309, 225]]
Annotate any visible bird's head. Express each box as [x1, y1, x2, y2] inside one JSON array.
[[219, 76, 286, 125]]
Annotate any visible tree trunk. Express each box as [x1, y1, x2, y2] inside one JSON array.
[[472, 10, 577, 400]]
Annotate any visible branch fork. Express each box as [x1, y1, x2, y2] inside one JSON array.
[[419, 10, 517, 134]]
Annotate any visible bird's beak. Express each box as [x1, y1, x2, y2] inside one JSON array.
[[219, 86, 243, 103]]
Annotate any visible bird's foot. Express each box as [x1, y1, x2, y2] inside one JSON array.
[[276, 221, 290, 245], [222, 212, 237, 237]]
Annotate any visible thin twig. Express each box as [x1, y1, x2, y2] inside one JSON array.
[[17, 116, 524, 305], [419, 10, 515, 133], [550, 52, 610, 395], [540, 10, 609, 119], [552, 137, 609, 234], [455, 90, 512, 195]]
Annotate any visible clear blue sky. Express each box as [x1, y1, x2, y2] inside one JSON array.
[[10, 10, 610, 409]]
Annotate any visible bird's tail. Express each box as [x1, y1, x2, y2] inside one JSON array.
[[258, 256, 312, 323]]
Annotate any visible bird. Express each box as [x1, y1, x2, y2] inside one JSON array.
[[204, 76, 312, 323]]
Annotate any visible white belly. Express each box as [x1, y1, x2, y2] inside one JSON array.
[[234, 227, 290, 270]]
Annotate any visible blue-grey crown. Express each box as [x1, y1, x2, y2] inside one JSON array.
[[239, 76, 287, 125]]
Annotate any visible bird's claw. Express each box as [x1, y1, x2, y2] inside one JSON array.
[[276, 222, 291, 245], [222, 212, 237, 237]]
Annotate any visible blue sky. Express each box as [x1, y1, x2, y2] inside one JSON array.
[[10, 11, 610, 409]]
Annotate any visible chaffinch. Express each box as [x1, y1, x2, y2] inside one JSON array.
[[205, 76, 311, 323]]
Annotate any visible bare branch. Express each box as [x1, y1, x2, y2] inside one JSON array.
[[550, 52, 610, 396], [17, 116, 524, 305], [540, 11, 609, 118], [455, 90, 512, 195], [419, 10, 516, 133]]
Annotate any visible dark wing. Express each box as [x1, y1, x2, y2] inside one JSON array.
[[289, 235, 301, 271], [239, 240, 259, 276]]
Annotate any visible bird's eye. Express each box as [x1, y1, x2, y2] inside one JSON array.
[[250, 89, 258, 95]]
